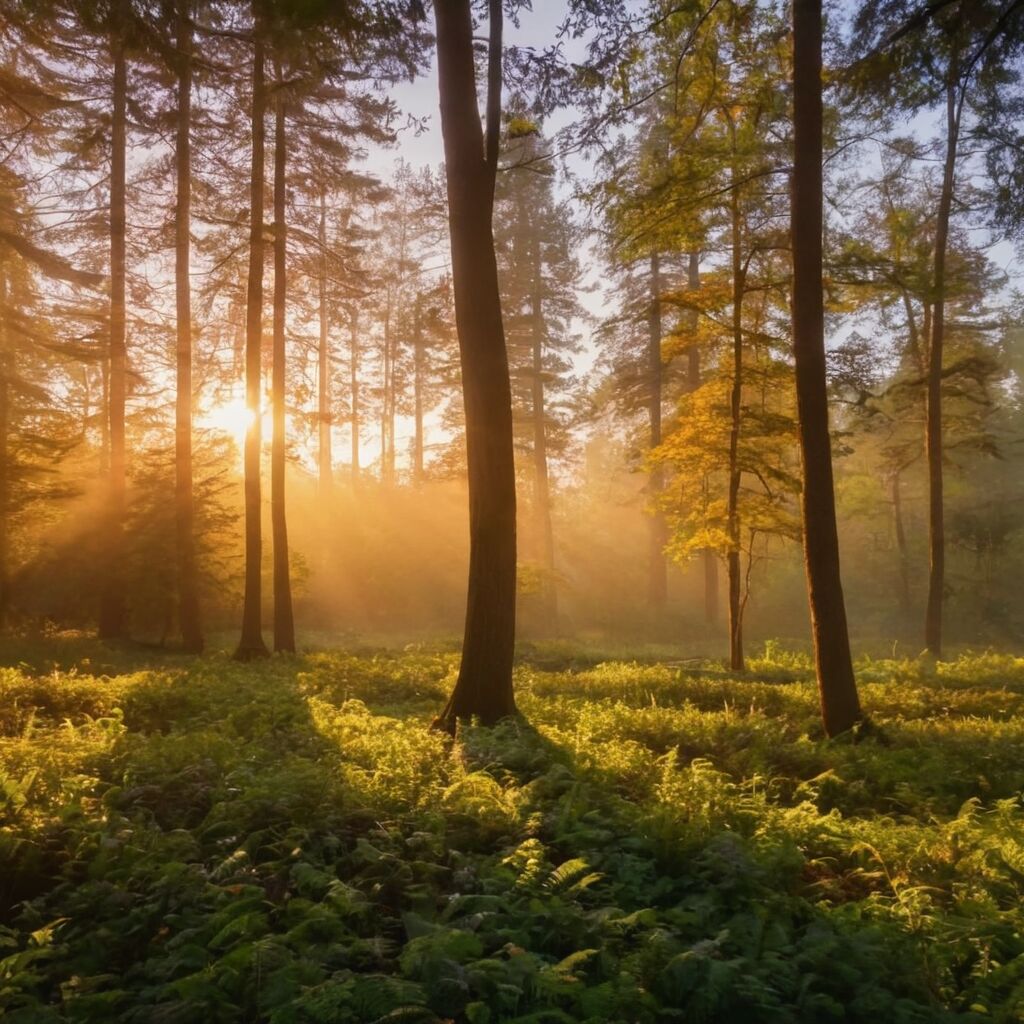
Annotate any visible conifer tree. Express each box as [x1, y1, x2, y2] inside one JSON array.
[[851, 0, 1024, 657], [494, 120, 585, 626], [234, 6, 269, 661], [173, 0, 203, 653]]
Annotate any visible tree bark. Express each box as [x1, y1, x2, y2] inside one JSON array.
[[0, 268, 9, 629], [687, 250, 718, 628], [100, 355, 109, 475], [271, 60, 295, 654], [686, 250, 701, 394], [900, 289, 925, 376], [531, 234, 557, 624], [647, 251, 668, 610], [413, 292, 425, 484], [892, 467, 911, 614], [174, 0, 203, 653], [727, 181, 745, 672], [791, 0, 862, 736], [381, 287, 394, 485], [349, 307, 360, 486], [924, 72, 960, 659], [98, 19, 128, 640], [434, 0, 517, 729], [317, 188, 333, 500], [234, 22, 269, 660]]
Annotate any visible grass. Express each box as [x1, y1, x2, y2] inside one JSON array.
[[1, 636, 1024, 1021]]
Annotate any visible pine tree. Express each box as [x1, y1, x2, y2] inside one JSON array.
[[850, 0, 1024, 657], [234, 4, 270, 661], [494, 120, 585, 627]]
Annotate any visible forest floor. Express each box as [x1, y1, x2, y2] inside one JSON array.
[[1, 637, 1023, 1023]]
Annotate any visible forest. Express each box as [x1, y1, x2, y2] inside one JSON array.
[[1, 0, 1024, 1020]]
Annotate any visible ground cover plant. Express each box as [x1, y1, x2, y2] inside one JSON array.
[[0, 638, 1022, 1022]]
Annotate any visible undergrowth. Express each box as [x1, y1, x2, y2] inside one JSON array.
[[1, 639, 1023, 1021]]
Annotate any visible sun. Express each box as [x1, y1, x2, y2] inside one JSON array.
[[198, 395, 256, 452], [197, 394, 318, 471]]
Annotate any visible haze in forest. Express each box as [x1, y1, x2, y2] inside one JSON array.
[[0, 0, 1021, 670]]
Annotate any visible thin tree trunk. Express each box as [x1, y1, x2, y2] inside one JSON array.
[[234, 22, 269, 660], [413, 293, 425, 484], [349, 308, 360, 486], [100, 356, 109, 475], [531, 236, 557, 624], [791, 0, 861, 736], [892, 467, 911, 614], [925, 72, 961, 659], [727, 181, 744, 672], [98, 20, 127, 640], [271, 59, 295, 654], [381, 288, 393, 485], [81, 364, 90, 445], [687, 250, 718, 628], [174, 0, 203, 653], [686, 252, 702, 391], [0, 268, 9, 629], [388, 305, 397, 487], [647, 251, 668, 609], [317, 188, 333, 500], [434, 0, 517, 729], [900, 289, 925, 376]]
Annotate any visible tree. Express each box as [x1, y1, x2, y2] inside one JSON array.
[[851, 0, 1024, 657], [494, 120, 585, 626], [235, 10, 270, 661], [173, 0, 203, 653], [97, 0, 129, 640], [433, 0, 517, 729], [653, 265, 801, 665], [828, 156, 1006, 631], [791, 0, 861, 736], [0, 22, 104, 629], [270, 52, 295, 653]]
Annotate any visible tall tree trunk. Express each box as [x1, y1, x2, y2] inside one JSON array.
[[174, 0, 203, 653], [647, 251, 668, 610], [271, 61, 295, 654], [100, 356, 109, 475], [0, 268, 9, 629], [727, 183, 744, 672], [413, 293, 425, 484], [892, 467, 911, 615], [234, 23, 269, 660], [531, 236, 557, 625], [688, 250, 718, 628], [317, 188, 333, 500], [349, 308, 360, 486], [900, 289, 925, 376], [686, 251, 701, 393], [98, 21, 127, 640], [381, 289, 393, 485], [925, 72, 961, 659], [791, 0, 862, 736], [434, 0, 517, 729]]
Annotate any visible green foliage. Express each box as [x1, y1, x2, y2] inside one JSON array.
[[2, 643, 1024, 1020]]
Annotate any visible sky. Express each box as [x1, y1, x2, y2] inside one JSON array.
[[366, 3, 589, 176], [338, 0, 1023, 474]]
